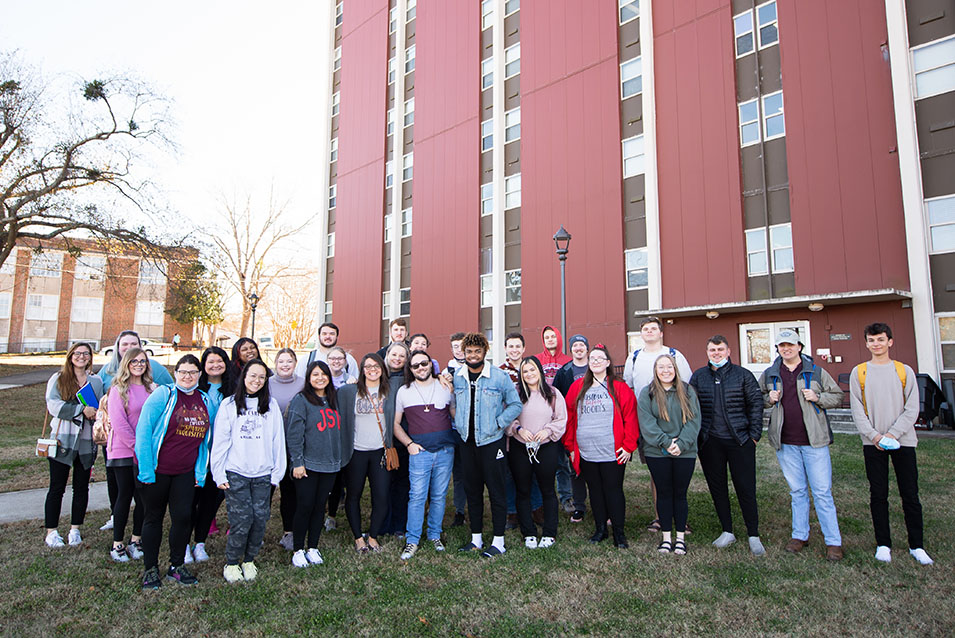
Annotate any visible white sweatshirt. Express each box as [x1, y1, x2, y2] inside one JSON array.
[[210, 396, 287, 486]]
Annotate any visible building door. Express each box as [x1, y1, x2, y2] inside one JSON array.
[[738, 320, 811, 376]]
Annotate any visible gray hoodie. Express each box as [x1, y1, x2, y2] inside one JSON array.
[[285, 393, 353, 473]]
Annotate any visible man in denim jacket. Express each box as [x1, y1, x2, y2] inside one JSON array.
[[452, 332, 522, 557]]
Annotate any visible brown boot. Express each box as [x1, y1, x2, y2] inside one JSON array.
[[826, 545, 844, 561], [785, 538, 808, 553]]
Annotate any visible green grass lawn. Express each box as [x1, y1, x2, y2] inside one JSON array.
[[1, 384, 953, 636]]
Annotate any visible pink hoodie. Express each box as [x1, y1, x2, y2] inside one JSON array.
[[535, 325, 572, 386]]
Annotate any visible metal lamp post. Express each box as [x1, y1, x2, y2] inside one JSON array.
[[553, 225, 572, 352], [248, 292, 260, 339]]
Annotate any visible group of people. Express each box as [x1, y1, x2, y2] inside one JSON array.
[[41, 317, 933, 590]]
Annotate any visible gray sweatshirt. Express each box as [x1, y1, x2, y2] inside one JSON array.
[[285, 393, 354, 473], [210, 396, 287, 485], [849, 360, 918, 447]]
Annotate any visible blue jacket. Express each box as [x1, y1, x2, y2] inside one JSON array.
[[135, 384, 216, 485], [452, 363, 522, 446], [99, 359, 173, 392]]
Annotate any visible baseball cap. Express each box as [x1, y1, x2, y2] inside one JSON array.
[[774, 329, 801, 346]]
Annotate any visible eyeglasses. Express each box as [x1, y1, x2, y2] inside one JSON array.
[[589, 357, 609, 363], [410, 360, 431, 370], [176, 369, 200, 377], [328, 356, 346, 362], [130, 359, 148, 366], [363, 364, 382, 371], [72, 352, 92, 359]]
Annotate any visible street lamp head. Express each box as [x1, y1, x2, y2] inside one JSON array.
[[553, 225, 572, 256], [248, 292, 260, 308]]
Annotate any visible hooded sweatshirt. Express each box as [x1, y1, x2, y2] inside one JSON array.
[[535, 325, 572, 386], [210, 396, 287, 485]]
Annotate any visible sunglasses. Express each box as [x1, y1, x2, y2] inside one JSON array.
[[410, 360, 432, 370]]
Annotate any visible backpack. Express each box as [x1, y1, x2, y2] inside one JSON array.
[[631, 346, 676, 366], [856, 361, 907, 416]]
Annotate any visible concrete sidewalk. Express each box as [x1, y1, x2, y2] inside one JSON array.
[[0, 367, 57, 390], [0, 481, 110, 525]]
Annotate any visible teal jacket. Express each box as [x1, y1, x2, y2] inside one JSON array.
[[637, 383, 702, 459], [135, 384, 216, 485]]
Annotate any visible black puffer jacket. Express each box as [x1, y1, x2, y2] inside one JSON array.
[[689, 361, 763, 445]]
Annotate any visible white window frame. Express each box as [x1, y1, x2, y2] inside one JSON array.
[[138, 260, 165, 286], [769, 222, 794, 273], [387, 108, 395, 135], [756, 1, 779, 50], [135, 300, 165, 326], [405, 45, 416, 74], [619, 0, 639, 25], [739, 321, 811, 376], [30, 252, 62, 278], [762, 90, 785, 141], [335, 1, 343, 27], [745, 227, 769, 276], [504, 269, 521, 305], [624, 248, 648, 291], [482, 57, 494, 90], [74, 255, 106, 281], [327, 232, 335, 258], [404, 97, 414, 127], [401, 207, 412, 237], [481, 0, 493, 30], [505, 0, 520, 18], [504, 44, 520, 79], [25, 293, 57, 321], [938, 313, 955, 372], [480, 273, 493, 308], [382, 291, 391, 320], [505, 173, 521, 209], [406, 0, 416, 21], [739, 98, 760, 147], [0, 249, 15, 275], [331, 91, 340, 116], [333, 46, 342, 71], [386, 159, 394, 188], [324, 300, 333, 323], [734, 10, 755, 58], [0, 291, 11, 319], [71, 296, 103, 323], [384, 213, 394, 243], [927, 194, 955, 254], [329, 183, 337, 209], [912, 35, 955, 100], [504, 107, 520, 143], [481, 182, 494, 216], [481, 119, 494, 151], [390, 6, 397, 33], [620, 57, 642, 99], [622, 135, 645, 178], [330, 137, 338, 163], [388, 57, 396, 84], [399, 287, 411, 316], [402, 152, 413, 182]]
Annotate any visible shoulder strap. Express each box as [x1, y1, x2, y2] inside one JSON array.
[[893, 360, 907, 393], [631, 348, 642, 365], [40, 410, 51, 437], [858, 363, 868, 415], [669, 347, 676, 357], [308, 350, 317, 366]]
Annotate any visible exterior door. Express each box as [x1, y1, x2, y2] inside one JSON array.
[[738, 320, 811, 376]]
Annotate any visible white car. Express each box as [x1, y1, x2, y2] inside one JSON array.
[[99, 338, 175, 357]]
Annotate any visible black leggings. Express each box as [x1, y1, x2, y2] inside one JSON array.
[[140, 472, 195, 570], [579, 459, 626, 534], [344, 449, 391, 540], [279, 471, 297, 531], [645, 456, 695, 533], [45, 457, 92, 529], [508, 440, 560, 538], [191, 472, 224, 543], [292, 471, 338, 551], [327, 471, 344, 518], [102, 445, 118, 510], [111, 465, 144, 542]]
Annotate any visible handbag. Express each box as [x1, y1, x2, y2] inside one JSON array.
[[371, 396, 400, 471], [92, 393, 110, 446], [36, 411, 60, 458]]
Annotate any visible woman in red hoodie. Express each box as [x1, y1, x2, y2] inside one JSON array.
[[564, 345, 639, 548], [535, 325, 572, 386]]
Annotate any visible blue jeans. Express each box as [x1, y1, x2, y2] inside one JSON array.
[[405, 445, 455, 545], [776, 444, 842, 546]]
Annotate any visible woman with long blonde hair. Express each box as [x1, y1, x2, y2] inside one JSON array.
[[637, 354, 701, 555]]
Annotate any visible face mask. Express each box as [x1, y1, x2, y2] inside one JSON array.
[[709, 358, 728, 368], [175, 382, 199, 393]]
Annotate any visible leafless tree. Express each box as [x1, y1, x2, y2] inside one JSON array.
[[263, 268, 319, 350]]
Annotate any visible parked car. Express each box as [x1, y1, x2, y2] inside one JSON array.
[[99, 338, 175, 357]]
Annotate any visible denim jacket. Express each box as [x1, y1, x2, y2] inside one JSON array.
[[452, 362, 522, 447]]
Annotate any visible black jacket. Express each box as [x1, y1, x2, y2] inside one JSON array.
[[689, 360, 763, 445], [552, 360, 587, 398]]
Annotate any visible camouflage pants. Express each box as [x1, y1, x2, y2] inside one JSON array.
[[223, 471, 272, 564]]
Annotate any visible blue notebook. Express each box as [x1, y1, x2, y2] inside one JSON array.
[[76, 382, 99, 409]]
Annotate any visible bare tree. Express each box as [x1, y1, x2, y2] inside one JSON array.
[[207, 186, 312, 337], [0, 51, 178, 267], [263, 269, 319, 349]]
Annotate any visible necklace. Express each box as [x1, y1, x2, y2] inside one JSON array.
[[413, 380, 436, 412]]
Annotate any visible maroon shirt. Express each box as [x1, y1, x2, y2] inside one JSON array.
[[779, 362, 810, 446], [156, 390, 210, 476]]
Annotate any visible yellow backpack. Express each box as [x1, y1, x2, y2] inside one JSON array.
[[857, 361, 907, 416]]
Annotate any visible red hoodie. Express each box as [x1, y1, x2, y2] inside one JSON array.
[[535, 325, 572, 386]]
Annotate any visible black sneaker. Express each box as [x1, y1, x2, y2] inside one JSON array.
[[451, 512, 465, 527], [570, 510, 585, 523], [141, 566, 162, 590], [166, 564, 198, 585]]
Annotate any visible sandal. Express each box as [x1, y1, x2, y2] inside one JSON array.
[[657, 540, 672, 554], [673, 540, 687, 555], [647, 519, 662, 532], [355, 539, 370, 554]]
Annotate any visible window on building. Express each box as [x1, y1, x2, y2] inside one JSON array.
[[333, 46, 342, 71], [22, 339, 54, 352], [620, 57, 642, 99], [762, 91, 785, 140], [139, 261, 165, 285], [387, 108, 395, 135], [940, 315, 955, 371], [324, 301, 333, 323], [384, 213, 393, 243], [481, 119, 493, 151], [399, 287, 411, 316], [756, 1, 778, 49], [913, 36, 955, 99], [335, 1, 343, 26], [770, 223, 793, 272], [481, 246, 493, 274], [406, 0, 416, 21], [390, 6, 397, 33], [928, 195, 955, 253], [388, 57, 396, 84], [382, 291, 391, 320], [75, 255, 106, 281], [404, 98, 414, 127], [734, 10, 755, 57], [71, 296, 103, 323], [30, 252, 62, 278], [622, 135, 645, 178], [745, 228, 768, 275], [505, 174, 521, 209], [332, 91, 340, 116], [401, 208, 412, 237], [0, 249, 14, 275], [739, 98, 760, 146], [505, 44, 520, 79], [505, 0, 520, 17], [329, 183, 337, 209], [482, 0, 493, 30], [26, 293, 57, 321], [481, 182, 494, 216], [405, 45, 416, 73], [619, 0, 639, 25], [505, 269, 521, 304], [482, 57, 494, 89], [327, 232, 335, 258], [625, 248, 648, 290], [135, 300, 165, 326], [0, 292, 11, 319], [480, 273, 493, 307], [385, 160, 394, 188], [402, 152, 413, 181], [505, 107, 520, 143], [330, 138, 338, 163]]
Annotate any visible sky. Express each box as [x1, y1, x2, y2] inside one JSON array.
[[1, 0, 330, 247]]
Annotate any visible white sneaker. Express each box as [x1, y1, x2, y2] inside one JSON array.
[[45, 530, 65, 548], [110, 545, 130, 563], [875, 545, 892, 562], [324, 516, 337, 531], [67, 529, 83, 546], [99, 516, 114, 531], [192, 542, 210, 562], [400, 543, 418, 560], [305, 548, 324, 565], [127, 541, 144, 560], [748, 536, 766, 556], [712, 532, 736, 548], [538, 536, 556, 548], [183, 544, 194, 564], [524, 536, 538, 549], [222, 564, 244, 583], [241, 561, 258, 580], [909, 548, 934, 566], [292, 549, 309, 568]]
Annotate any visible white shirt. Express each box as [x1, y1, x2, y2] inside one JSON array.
[[623, 345, 692, 397]]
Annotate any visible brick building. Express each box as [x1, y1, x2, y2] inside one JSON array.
[[0, 238, 194, 353]]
